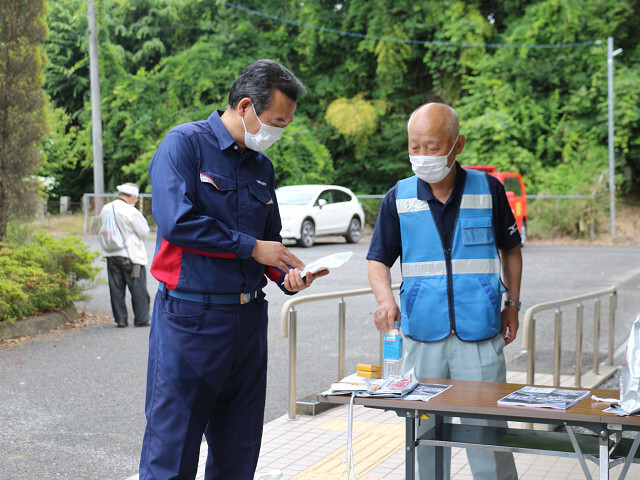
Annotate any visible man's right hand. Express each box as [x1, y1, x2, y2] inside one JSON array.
[[251, 240, 305, 272], [373, 302, 401, 333]]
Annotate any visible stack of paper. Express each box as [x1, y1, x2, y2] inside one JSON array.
[[325, 373, 383, 394], [322, 368, 419, 397], [497, 386, 590, 409], [368, 368, 419, 397]]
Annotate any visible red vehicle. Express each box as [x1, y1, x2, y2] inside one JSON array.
[[463, 165, 527, 245]]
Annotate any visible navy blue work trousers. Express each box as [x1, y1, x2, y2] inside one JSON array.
[[139, 290, 268, 480]]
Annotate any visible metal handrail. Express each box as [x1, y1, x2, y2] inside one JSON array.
[[282, 284, 618, 419], [280, 284, 400, 419], [521, 286, 617, 387]]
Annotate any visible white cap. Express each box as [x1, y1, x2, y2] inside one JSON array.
[[116, 183, 139, 197]]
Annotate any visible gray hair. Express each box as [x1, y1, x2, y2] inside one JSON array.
[[407, 103, 459, 142], [228, 59, 307, 115]]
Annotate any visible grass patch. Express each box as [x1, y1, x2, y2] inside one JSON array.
[[37, 213, 86, 236]]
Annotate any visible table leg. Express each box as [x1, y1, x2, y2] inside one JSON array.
[[598, 429, 610, 480], [434, 414, 443, 480], [618, 433, 640, 480], [406, 414, 416, 480], [566, 425, 593, 480]]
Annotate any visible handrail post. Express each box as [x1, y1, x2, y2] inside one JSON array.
[[553, 309, 562, 387], [527, 317, 535, 385], [609, 293, 616, 365], [338, 298, 346, 381], [593, 299, 601, 375], [288, 307, 297, 420], [575, 303, 584, 387], [83, 194, 89, 233]]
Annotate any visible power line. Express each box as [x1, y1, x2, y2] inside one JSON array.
[[221, 1, 602, 49]]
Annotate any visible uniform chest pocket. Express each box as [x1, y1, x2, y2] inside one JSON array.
[[248, 183, 273, 206], [247, 183, 274, 234], [199, 170, 237, 220], [460, 215, 494, 245], [200, 171, 236, 192]]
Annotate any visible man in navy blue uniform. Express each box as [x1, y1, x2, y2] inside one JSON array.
[[139, 59, 328, 480], [367, 103, 522, 480]]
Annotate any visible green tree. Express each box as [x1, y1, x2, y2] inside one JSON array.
[[457, 0, 639, 195], [41, 0, 93, 200], [40, 0, 640, 208], [0, 0, 48, 241]]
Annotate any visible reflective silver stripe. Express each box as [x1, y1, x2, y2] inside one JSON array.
[[402, 261, 446, 277], [460, 194, 492, 209], [402, 258, 500, 277], [452, 258, 501, 274], [396, 198, 430, 214], [397, 194, 490, 212]]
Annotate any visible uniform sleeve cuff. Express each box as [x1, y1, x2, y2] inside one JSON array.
[[237, 234, 256, 260]]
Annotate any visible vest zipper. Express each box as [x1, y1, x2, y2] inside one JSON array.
[[444, 247, 455, 334]]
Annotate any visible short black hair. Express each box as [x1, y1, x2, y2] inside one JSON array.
[[228, 59, 306, 115]]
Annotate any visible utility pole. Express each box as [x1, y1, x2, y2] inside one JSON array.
[[607, 36, 622, 235], [87, 0, 104, 205]]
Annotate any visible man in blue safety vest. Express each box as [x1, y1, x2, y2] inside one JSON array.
[[139, 59, 328, 480], [367, 103, 522, 480]]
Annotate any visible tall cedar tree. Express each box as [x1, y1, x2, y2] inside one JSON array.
[[0, 0, 48, 241]]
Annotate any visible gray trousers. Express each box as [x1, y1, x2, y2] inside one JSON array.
[[106, 256, 150, 326], [404, 333, 518, 480]]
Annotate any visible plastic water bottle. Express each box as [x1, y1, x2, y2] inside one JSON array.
[[383, 321, 403, 379]]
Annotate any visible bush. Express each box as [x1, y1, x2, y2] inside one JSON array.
[[359, 197, 383, 228], [0, 233, 100, 323], [528, 195, 607, 240]]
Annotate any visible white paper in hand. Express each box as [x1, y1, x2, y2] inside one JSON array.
[[300, 251, 353, 278]]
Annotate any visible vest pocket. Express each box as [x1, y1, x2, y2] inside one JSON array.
[[454, 275, 501, 340], [477, 276, 499, 311], [460, 215, 494, 245], [402, 278, 450, 341]]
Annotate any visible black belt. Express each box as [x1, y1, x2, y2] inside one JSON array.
[[158, 283, 260, 304]]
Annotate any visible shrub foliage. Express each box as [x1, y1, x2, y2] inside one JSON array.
[[0, 233, 99, 323]]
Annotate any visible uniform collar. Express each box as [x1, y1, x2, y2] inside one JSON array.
[[416, 162, 466, 202], [207, 110, 239, 152]]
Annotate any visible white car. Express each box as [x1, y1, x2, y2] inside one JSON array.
[[276, 185, 365, 248]]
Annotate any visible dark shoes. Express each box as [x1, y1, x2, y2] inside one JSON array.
[[116, 319, 149, 327]]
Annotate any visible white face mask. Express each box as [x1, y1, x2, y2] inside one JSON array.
[[409, 135, 459, 184], [242, 103, 284, 151]]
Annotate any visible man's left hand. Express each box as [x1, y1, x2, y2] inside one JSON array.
[[501, 307, 519, 345], [284, 268, 330, 292]]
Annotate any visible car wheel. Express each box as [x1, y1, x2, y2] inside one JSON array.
[[297, 219, 315, 248], [344, 217, 362, 243], [520, 220, 527, 247]]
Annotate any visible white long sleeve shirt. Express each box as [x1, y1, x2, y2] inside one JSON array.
[[99, 199, 150, 265]]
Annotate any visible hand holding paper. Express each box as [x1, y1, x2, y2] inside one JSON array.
[[300, 251, 353, 278]]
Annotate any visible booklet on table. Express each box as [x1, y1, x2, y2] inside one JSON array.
[[497, 386, 590, 410]]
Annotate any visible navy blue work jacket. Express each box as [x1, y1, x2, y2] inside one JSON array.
[[148, 110, 287, 294]]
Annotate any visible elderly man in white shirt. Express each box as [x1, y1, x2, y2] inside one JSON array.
[[99, 183, 151, 327]]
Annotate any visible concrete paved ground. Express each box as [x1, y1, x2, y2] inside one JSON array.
[[1, 234, 639, 479]]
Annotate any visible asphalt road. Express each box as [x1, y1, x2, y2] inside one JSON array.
[[1, 234, 640, 480]]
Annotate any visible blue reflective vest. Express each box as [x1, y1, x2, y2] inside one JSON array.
[[397, 169, 505, 342]]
